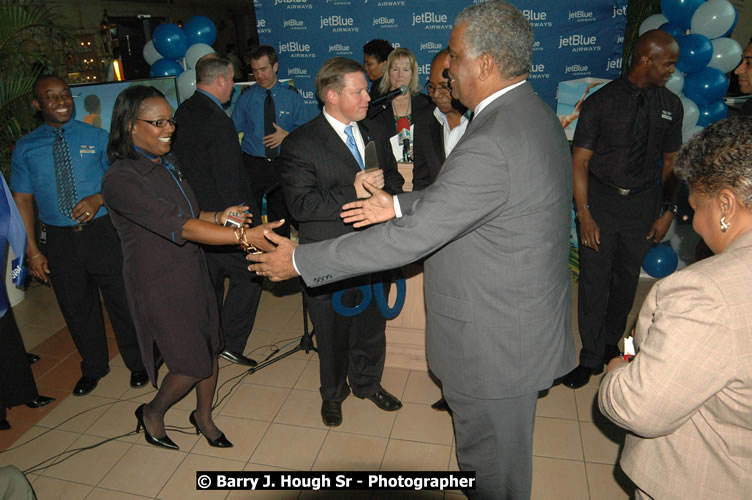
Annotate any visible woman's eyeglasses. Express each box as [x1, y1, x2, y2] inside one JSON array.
[[424, 82, 451, 93], [137, 118, 176, 128]]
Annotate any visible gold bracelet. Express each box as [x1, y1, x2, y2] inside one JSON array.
[[214, 211, 220, 224], [233, 226, 259, 254], [576, 204, 590, 217], [29, 252, 42, 259]]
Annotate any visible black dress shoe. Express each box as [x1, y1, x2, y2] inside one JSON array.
[[130, 370, 149, 388], [321, 400, 342, 427], [72, 375, 101, 396], [562, 364, 604, 389], [0, 419, 10, 431], [358, 386, 403, 411], [218, 350, 258, 367], [189, 411, 233, 447], [431, 398, 451, 412], [25, 396, 55, 409], [135, 404, 178, 450], [26, 353, 40, 364]]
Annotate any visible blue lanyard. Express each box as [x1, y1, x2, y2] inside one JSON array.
[[162, 159, 196, 218]]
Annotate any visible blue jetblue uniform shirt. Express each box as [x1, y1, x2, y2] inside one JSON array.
[[231, 80, 310, 158], [10, 119, 110, 227]]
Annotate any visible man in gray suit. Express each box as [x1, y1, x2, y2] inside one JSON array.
[[248, 2, 574, 497]]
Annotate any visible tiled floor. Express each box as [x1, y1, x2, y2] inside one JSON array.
[[0, 278, 655, 499]]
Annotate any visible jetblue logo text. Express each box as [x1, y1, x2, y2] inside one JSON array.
[[321, 15, 358, 32], [274, 0, 311, 8], [412, 12, 451, 29], [559, 34, 600, 52], [522, 9, 552, 27]]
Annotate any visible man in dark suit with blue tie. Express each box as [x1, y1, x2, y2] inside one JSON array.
[[278, 57, 404, 427]]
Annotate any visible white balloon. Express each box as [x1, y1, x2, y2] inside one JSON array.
[[665, 71, 684, 95], [682, 124, 704, 144], [680, 96, 699, 131], [185, 43, 215, 70], [639, 14, 668, 36], [143, 40, 161, 66], [708, 37, 743, 74], [177, 69, 197, 102], [690, 0, 736, 39]]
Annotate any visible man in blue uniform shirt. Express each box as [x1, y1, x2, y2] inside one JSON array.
[[232, 45, 310, 237], [11, 76, 147, 396]]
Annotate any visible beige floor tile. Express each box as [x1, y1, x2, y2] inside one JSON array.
[[380, 366, 410, 399], [530, 456, 588, 500], [39, 434, 131, 485], [27, 475, 93, 499], [335, 396, 397, 438], [380, 439, 451, 472], [0, 427, 79, 471], [162, 407, 202, 451], [159, 452, 246, 500], [85, 400, 141, 443], [220, 384, 290, 422], [226, 463, 301, 500], [532, 417, 583, 461], [274, 389, 332, 430], [586, 462, 635, 500], [580, 420, 626, 465], [109, 353, 126, 367], [242, 357, 308, 388], [15, 323, 60, 352], [390, 403, 453, 446], [445, 491, 468, 499], [98, 444, 186, 497], [401, 370, 442, 405], [190, 415, 269, 462], [536, 384, 578, 420], [574, 388, 610, 423], [250, 423, 327, 470], [84, 488, 153, 499], [448, 448, 459, 471], [293, 359, 321, 392], [312, 432, 387, 471], [88, 365, 133, 400], [35, 394, 114, 433], [302, 489, 373, 499]]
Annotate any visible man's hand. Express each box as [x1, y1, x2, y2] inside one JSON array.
[[27, 252, 50, 282], [353, 168, 384, 198], [646, 212, 673, 243], [72, 194, 103, 223], [246, 219, 285, 253], [247, 230, 299, 281], [341, 182, 395, 228], [578, 209, 601, 252], [262, 123, 289, 149], [220, 205, 253, 226]]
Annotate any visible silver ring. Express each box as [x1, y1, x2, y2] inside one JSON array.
[[583, 240, 588, 244], [84, 211, 91, 217]]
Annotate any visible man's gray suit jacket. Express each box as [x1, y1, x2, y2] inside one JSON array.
[[295, 82, 575, 399]]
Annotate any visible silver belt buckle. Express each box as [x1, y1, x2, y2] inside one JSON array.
[[617, 187, 631, 196]]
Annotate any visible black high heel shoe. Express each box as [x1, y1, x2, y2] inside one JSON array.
[[189, 411, 233, 448], [135, 404, 178, 450]]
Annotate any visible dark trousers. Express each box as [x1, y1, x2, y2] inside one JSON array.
[[443, 384, 538, 500], [243, 154, 291, 237], [43, 216, 144, 378], [205, 248, 263, 354], [577, 181, 660, 367], [0, 308, 39, 411], [304, 274, 389, 402]]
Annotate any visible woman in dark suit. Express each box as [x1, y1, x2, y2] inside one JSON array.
[[102, 86, 280, 450], [366, 47, 432, 162]]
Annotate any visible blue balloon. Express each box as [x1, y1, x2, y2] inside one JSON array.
[[152, 23, 188, 60], [149, 58, 184, 78], [183, 16, 217, 46], [697, 100, 728, 127], [676, 34, 713, 73], [683, 67, 729, 106], [661, 0, 704, 30], [642, 244, 678, 278], [659, 21, 684, 40]]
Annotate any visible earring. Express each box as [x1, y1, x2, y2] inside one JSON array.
[[720, 216, 729, 232]]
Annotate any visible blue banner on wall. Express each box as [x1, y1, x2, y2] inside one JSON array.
[[253, 0, 628, 113]]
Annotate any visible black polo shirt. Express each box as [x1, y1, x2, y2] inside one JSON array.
[[573, 77, 683, 189]]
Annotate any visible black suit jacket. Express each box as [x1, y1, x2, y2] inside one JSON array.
[[279, 112, 403, 244], [412, 106, 445, 191], [172, 91, 256, 215]]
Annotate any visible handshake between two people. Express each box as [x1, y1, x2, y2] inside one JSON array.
[[246, 177, 396, 282]]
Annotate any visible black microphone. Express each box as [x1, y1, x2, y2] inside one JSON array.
[[370, 85, 408, 107]]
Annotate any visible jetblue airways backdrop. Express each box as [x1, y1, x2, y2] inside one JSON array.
[[253, 0, 629, 113]]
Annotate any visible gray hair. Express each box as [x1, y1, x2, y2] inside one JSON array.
[[196, 55, 233, 84], [675, 116, 752, 207], [455, 0, 533, 78]]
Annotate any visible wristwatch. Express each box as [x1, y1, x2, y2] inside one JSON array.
[[662, 202, 678, 216]]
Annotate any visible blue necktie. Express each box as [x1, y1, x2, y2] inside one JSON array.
[[53, 128, 78, 218], [344, 125, 364, 170]]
